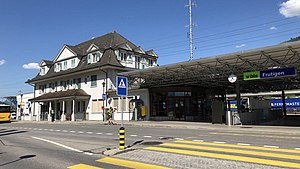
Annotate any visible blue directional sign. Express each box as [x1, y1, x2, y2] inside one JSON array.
[[260, 67, 296, 79], [116, 76, 128, 96]]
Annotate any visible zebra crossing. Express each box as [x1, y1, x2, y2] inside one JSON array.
[[68, 140, 300, 169], [68, 157, 171, 169]]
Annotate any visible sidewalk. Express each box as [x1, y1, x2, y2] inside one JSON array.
[[14, 120, 300, 134]]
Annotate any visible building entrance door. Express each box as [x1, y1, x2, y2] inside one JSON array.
[[167, 96, 189, 120]]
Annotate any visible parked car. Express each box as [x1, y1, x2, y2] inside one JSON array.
[[10, 112, 16, 120]]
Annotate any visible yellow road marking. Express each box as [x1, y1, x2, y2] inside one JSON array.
[[97, 157, 171, 169], [175, 140, 300, 154], [145, 147, 300, 168], [215, 130, 299, 136], [210, 132, 300, 139], [161, 143, 300, 160], [68, 164, 103, 169]]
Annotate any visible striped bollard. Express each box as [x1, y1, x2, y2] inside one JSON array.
[[119, 127, 125, 150]]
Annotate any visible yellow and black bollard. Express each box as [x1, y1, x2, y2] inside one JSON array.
[[119, 127, 125, 150]]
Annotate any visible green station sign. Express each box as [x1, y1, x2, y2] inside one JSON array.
[[243, 71, 260, 81]]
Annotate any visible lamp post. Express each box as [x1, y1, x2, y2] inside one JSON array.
[[102, 81, 105, 121], [19, 91, 23, 120]]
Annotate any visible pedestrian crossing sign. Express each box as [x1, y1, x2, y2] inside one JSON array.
[[116, 76, 128, 96]]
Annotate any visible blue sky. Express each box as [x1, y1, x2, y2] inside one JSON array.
[[0, 0, 300, 96]]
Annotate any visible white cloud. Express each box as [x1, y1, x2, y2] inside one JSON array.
[[0, 59, 5, 65], [270, 26, 277, 30], [235, 44, 246, 48], [279, 0, 300, 17], [22, 63, 40, 69]]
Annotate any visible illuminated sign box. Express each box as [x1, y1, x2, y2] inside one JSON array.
[[243, 67, 296, 81]]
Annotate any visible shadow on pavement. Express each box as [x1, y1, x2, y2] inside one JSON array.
[[0, 155, 36, 167], [258, 116, 300, 127], [0, 130, 28, 137]]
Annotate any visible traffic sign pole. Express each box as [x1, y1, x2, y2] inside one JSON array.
[[121, 96, 124, 127]]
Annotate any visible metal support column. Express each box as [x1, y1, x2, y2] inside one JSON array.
[[72, 99, 75, 121], [282, 90, 287, 118], [236, 81, 241, 114]]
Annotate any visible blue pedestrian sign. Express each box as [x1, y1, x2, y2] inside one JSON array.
[[102, 94, 106, 101], [116, 76, 128, 96]]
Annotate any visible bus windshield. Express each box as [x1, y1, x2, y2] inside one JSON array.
[[0, 106, 10, 113]]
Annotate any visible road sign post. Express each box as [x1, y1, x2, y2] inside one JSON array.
[[116, 76, 128, 150], [116, 76, 128, 127]]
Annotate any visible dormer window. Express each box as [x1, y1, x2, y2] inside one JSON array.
[[54, 63, 62, 72], [63, 61, 67, 70], [71, 59, 75, 68], [40, 67, 45, 75], [119, 52, 127, 61], [88, 51, 101, 64]]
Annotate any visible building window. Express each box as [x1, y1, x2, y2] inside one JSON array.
[[96, 52, 101, 61], [40, 67, 45, 75], [49, 83, 52, 92], [55, 63, 62, 72], [60, 81, 63, 91], [39, 85, 42, 94], [87, 54, 91, 64], [67, 80, 70, 89], [63, 61, 67, 70], [77, 78, 81, 89], [92, 99, 102, 113], [54, 82, 58, 91], [71, 59, 75, 68], [136, 56, 140, 69], [91, 75, 97, 87], [119, 52, 127, 61]]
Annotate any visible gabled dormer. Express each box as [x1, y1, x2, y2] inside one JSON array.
[[86, 44, 99, 53], [118, 43, 132, 51], [146, 49, 158, 58], [133, 46, 146, 54], [53, 45, 81, 72], [39, 60, 52, 76], [54, 44, 78, 62]]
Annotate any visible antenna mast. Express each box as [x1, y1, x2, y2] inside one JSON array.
[[187, 0, 194, 61]]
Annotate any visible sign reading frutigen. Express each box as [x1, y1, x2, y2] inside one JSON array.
[[260, 67, 296, 79]]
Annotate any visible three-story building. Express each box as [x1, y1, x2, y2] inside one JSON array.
[[27, 32, 158, 121]]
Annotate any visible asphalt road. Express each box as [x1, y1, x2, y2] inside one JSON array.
[[1, 121, 300, 168]]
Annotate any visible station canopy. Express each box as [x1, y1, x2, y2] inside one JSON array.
[[119, 41, 300, 94]]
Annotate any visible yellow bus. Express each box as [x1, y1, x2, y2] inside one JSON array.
[[0, 104, 11, 122]]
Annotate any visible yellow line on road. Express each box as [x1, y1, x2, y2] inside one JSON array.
[[68, 164, 103, 169], [145, 147, 300, 168], [215, 130, 299, 136], [210, 132, 300, 139], [175, 140, 300, 154], [161, 143, 300, 160], [97, 157, 171, 169]]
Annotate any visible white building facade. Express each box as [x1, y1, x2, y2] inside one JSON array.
[[16, 92, 34, 120], [27, 32, 158, 121]]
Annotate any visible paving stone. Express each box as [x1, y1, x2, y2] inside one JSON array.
[[115, 149, 286, 169]]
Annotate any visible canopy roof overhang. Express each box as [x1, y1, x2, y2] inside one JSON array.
[[29, 89, 90, 102], [119, 41, 300, 93]]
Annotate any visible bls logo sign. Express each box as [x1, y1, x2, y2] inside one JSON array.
[[243, 71, 260, 81], [245, 73, 258, 78]]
